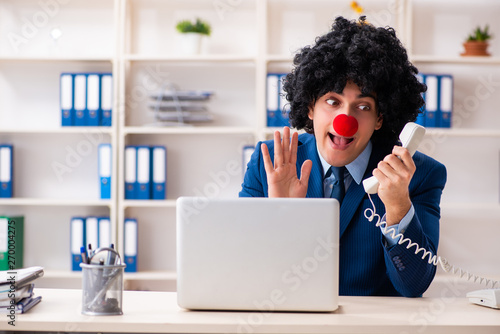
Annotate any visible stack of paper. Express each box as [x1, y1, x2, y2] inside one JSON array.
[[0, 266, 44, 314], [149, 89, 214, 125]]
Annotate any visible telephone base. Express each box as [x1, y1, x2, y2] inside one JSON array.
[[467, 289, 500, 309]]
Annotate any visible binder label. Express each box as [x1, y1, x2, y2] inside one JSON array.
[[99, 144, 111, 177]]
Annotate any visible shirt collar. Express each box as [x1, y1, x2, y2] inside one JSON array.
[[317, 141, 372, 185]]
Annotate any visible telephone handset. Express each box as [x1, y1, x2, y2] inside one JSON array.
[[363, 122, 426, 194]]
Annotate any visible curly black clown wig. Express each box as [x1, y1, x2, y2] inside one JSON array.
[[283, 16, 426, 148]]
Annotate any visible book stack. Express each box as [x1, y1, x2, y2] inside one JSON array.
[[0, 216, 23, 270], [71, 217, 138, 273], [0, 144, 13, 198], [0, 266, 44, 314], [70, 216, 112, 271], [60, 72, 113, 127], [148, 88, 214, 126], [267, 73, 290, 127], [416, 73, 453, 128], [98, 143, 112, 200], [124, 218, 138, 272], [124, 145, 166, 200]]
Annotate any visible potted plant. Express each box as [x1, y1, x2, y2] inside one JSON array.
[[461, 25, 493, 56], [176, 18, 211, 55]]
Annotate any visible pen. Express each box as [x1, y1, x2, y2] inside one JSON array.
[[80, 246, 88, 264], [87, 244, 93, 262], [107, 244, 117, 265]]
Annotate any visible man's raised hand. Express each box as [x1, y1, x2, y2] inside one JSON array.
[[261, 127, 312, 197]]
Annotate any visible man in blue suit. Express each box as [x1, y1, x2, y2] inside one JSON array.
[[240, 17, 447, 297]]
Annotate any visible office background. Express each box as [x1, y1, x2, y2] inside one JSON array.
[[0, 0, 499, 295]]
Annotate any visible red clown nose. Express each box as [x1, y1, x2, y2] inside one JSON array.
[[333, 114, 358, 137]]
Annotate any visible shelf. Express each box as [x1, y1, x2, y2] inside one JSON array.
[[3, 0, 499, 291], [0, 127, 114, 135], [42, 270, 83, 279], [426, 128, 500, 137], [262, 127, 306, 135], [440, 202, 500, 211], [0, 198, 113, 207], [266, 55, 294, 63], [410, 55, 500, 64], [0, 56, 114, 63], [123, 270, 177, 281], [123, 126, 256, 135], [124, 54, 256, 63], [42, 269, 176, 281], [38, 270, 177, 290], [123, 200, 176, 208]]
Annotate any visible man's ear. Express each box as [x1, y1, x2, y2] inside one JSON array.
[[308, 107, 314, 120], [375, 114, 383, 130]]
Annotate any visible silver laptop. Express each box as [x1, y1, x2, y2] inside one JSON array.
[[176, 197, 339, 312]]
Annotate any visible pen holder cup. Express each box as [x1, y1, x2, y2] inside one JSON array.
[[80, 263, 126, 315]]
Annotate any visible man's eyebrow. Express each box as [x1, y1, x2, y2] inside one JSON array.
[[325, 91, 376, 100], [357, 93, 376, 100]]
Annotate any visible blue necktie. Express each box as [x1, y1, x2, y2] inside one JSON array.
[[327, 166, 345, 205]]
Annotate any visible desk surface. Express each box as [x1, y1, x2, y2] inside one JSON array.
[[1, 288, 499, 334]]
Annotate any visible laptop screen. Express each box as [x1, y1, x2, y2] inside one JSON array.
[[176, 197, 339, 312]]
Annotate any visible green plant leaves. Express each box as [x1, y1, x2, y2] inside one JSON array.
[[176, 18, 211, 36]]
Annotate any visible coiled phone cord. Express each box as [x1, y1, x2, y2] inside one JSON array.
[[364, 194, 500, 289]]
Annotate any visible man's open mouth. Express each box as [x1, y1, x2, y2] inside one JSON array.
[[329, 133, 354, 148], [328, 133, 354, 145]]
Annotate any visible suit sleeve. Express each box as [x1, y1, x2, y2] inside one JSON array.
[[239, 142, 269, 198], [383, 156, 447, 297]]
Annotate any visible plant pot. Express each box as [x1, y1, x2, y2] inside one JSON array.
[[461, 41, 490, 56], [179, 32, 203, 55]]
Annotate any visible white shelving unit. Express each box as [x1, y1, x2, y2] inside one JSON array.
[[114, 0, 263, 289], [406, 0, 500, 293], [0, 0, 120, 285], [1, 0, 499, 290]]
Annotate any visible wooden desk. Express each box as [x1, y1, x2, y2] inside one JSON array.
[[1, 288, 499, 333]]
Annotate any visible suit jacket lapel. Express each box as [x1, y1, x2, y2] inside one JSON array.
[[296, 134, 324, 198], [339, 144, 389, 237], [295, 135, 390, 237]]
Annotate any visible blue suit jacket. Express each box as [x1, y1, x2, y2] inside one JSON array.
[[239, 133, 447, 297]]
